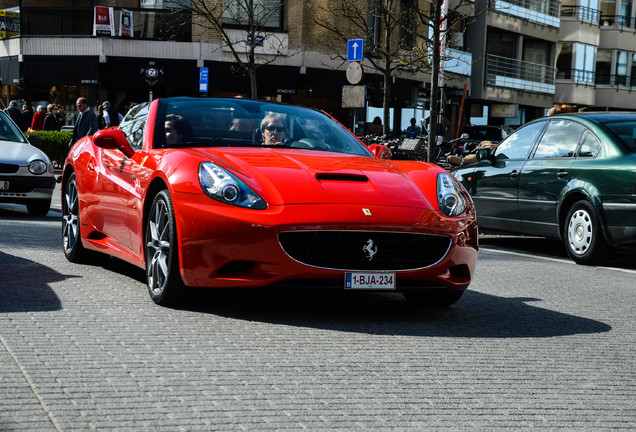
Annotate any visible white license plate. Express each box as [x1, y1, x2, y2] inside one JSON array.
[[345, 272, 396, 290], [0, 180, 8, 190]]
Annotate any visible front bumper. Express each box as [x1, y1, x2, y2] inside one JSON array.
[[0, 174, 56, 204], [171, 192, 478, 291]]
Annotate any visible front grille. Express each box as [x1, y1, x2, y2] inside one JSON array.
[[278, 231, 452, 271], [0, 163, 19, 173]]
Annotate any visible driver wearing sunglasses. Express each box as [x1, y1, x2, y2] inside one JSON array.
[[260, 113, 287, 146]]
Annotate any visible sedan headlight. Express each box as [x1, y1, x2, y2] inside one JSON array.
[[437, 172, 468, 217], [198, 162, 267, 210], [28, 160, 48, 175]]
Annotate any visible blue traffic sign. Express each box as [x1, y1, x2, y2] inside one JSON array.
[[199, 67, 209, 93], [347, 39, 364, 62]]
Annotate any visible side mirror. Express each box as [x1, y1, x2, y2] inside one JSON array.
[[27, 135, 42, 146], [477, 149, 490, 160], [461, 133, 469, 140], [368, 144, 392, 159], [93, 129, 134, 158]]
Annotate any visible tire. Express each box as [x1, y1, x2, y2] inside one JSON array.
[[145, 190, 183, 306], [27, 199, 51, 216], [403, 289, 464, 308], [62, 173, 93, 262], [564, 200, 606, 265]]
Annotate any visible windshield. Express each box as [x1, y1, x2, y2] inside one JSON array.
[[150, 98, 370, 156], [0, 111, 28, 144], [603, 121, 636, 153]]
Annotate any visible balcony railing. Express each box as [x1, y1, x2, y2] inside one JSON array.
[[595, 73, 636, 87], [599, 14, 636, 31], [492, 0, 561, 28], [556, 69, 636, 88], [556, 68, 595, 83], [560, 6, 600, 24], [485, 54, 556, 94]]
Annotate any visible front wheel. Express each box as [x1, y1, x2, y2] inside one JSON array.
[[564, 200, 606, 265], [63, 173, 93, 262], [145, 190, 183, 306]]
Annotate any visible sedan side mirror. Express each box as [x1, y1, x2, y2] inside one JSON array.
[[27, 135, 42, 146], [93, 129, 134, 158], [477, 149, 490, 160]]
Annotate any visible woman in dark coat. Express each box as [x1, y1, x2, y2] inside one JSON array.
[[43, 104, 61, 131]]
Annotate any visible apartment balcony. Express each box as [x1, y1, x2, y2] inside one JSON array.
[[485, 54, 556, 94], [492, 0, 561, 28], [598, 14, 636, 51]]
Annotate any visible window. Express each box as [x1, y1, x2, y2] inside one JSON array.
[[574, 43, 596, 83], [595, 49, 612, 84], [616, 51, 629, 85], [120, 103, 150, 150], [577, 131, 601, 158], [494, 121, 547, 160], [556, 43, 573, 79], [580, 0, 600, 22], [533, 120, 586, 158], [222, 0, 283, 30]]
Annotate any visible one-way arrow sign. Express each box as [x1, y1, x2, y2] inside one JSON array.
[[347, 39, 364, 62]]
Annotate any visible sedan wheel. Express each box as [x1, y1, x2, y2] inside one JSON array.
[[145, 190, 183, 305], [564, 200, 606, 265], [63, 173, 91, 262]]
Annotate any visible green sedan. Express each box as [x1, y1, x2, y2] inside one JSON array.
[[452, 112, 636, 264]]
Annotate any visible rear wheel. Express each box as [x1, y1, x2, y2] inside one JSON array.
[[63, 173, 92, 262], [403, 289, 464, 308], [564, 200, 606, 265], [145, 190, 183, 306], [27, 199, 51, 216]]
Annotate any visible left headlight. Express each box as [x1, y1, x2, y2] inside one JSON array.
[[28, 160, 48, 175], [198, 162, 267, 210], [437, 172, 468, 217]]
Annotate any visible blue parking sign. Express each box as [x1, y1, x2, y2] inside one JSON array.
[[347, 39, 364, 62], [199, 67, 209, 93]]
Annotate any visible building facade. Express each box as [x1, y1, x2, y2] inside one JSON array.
[[0, 1, 632, 134]]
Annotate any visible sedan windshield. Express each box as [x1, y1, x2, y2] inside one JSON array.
[[604, 121, 636, 153], [151, 98, 370, 156], [0, 112, 28, 144]]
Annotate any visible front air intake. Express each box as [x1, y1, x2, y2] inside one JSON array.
[[278, 231, 451, 271]]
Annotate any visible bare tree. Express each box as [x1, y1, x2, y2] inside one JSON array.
[[310, 0, 429, 136], [412, 1, 476, 162], [170, 0, 289, 99]]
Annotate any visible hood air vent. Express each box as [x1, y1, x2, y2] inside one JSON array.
[[315, 173, 368, 182]]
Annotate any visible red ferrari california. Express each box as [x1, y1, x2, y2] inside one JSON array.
[[62, 97, 477, 306]]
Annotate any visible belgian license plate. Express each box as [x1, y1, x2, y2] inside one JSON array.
[[0, 180, 8, 190], [345, 272, 396, 290]]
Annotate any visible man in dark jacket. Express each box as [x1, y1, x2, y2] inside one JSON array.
[[5, 100, 22, 128], [71, 97, 98, 145], [20, 105, 34, 132]]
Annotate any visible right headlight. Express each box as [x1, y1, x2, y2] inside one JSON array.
[[198, 162, 267, 210], [437, 172, 468, 217], [28, 160, 48, 175]]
